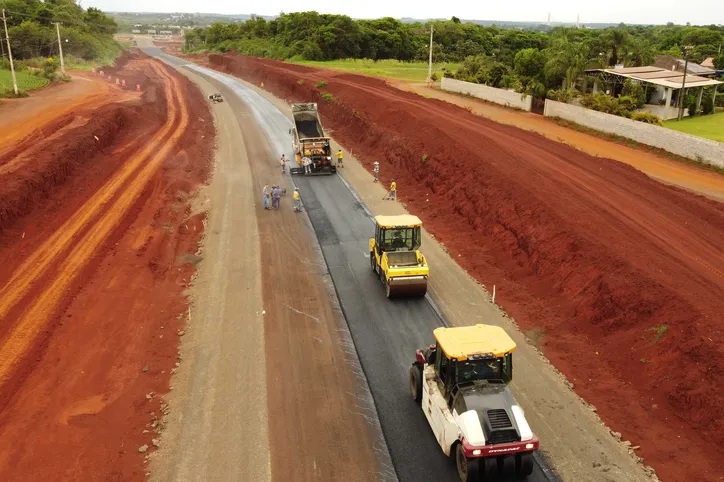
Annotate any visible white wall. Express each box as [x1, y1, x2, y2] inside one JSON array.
[[441, 77, 532, 111], [544, 100, 724, 168], [641, 104, 687, 121]]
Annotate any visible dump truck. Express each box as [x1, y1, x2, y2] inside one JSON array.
[[410, 325, 539, 481], [289, 103, 336, 175], [369, 215, 428, 298]]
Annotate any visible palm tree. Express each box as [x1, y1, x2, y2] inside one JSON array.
[[544, 38, 594, 90], [603, 27, 629, 66]]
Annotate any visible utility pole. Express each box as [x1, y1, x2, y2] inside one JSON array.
[[2, 9, 18, 96], [426, 24, 434, 86], [54, 22, 65, 75], [678, 45, 693, 121]]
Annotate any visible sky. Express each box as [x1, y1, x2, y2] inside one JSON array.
[[84, 0, 723, 26]]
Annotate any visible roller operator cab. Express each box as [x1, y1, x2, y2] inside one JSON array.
[[410, 325, 539, 482], [369, 215, 428, 298]]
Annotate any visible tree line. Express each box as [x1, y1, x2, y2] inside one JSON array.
[[185, 12, 724, 97], [0, 0, 119, 63]]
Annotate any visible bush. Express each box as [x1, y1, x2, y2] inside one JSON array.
[[320, 91, 335, 102], [42, 57, 58, 81], [631, 112, 663, 125], [701, 96, 715, 115], [687, 101, 697, 117], [429, 72, 439, 82], [716, 93, 724, 108], [315, 80, 327, 88], [546, 88, 579, 103], [621, 79, 646, 109]]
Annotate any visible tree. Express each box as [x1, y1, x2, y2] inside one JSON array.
[[603, 26, 629, 66], [514, 48, 547, 78], [544, 37, 592, 89], [714, 54, 724, 70]]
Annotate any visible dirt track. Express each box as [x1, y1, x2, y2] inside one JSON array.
[[202, 53, 724, 482], [0, 53, 213, 480]]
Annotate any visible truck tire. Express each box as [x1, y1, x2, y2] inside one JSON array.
[[370, 252, 376, 272], [515, 453, 534, 479], [409, 364, 423, 403], [455, 442, 480, 482]]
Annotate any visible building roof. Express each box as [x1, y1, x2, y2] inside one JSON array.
[[374, 215, 422, 228], [655, 55, 717, 76], [587, 66, 723, 89], [434, 324, 517, 360], [701, 57, 715, 68]]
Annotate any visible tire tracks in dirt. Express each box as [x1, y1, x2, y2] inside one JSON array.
[[0, 61, 189, 394]]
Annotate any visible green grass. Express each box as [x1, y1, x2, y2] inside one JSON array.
[[0, 69, 49, 94], [663, 111, 724, 143], [290, 58, 461, 83]]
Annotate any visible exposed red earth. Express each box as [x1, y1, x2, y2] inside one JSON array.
[[197, 52, 723, 482], [0, 52, 214, 480]]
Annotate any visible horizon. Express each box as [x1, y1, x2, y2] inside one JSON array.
[[85, 0, 724, 27]]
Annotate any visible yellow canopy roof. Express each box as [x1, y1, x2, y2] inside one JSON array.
[[374, 215, 422, 228], [434, 324, 517, 360]]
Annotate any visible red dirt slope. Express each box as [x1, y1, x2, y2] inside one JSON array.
[[0, 53, 214, 481], [208, 53, 724, 482]]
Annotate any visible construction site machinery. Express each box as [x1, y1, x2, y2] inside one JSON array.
[[208, 93, 223, 103], [369, 215, 428, 298], [410, 325, 539, 481], [289, 103, 336, 176]]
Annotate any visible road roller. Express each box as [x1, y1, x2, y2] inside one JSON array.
[[369, 214, 428, 298]]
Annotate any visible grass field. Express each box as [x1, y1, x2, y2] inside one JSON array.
[[663, 111, 724, 143], [0, 69, 49, 94], [290, 58, 461, 83]]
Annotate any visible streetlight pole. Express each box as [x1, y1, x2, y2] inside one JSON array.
[[54, 22, 65, 75], [2, 9, 18, 96], [426, 24, 433, 86], [678, 45, 693, 121]]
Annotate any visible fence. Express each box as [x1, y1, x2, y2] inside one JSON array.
[[441, 77, 532, 112], [543, 100, 724, 169]]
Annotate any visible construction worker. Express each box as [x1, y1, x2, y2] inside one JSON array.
[[373, 161, 380, 182], [293, 188, 302, 212], [280, 154, 286, 174], [302, 155, 312, 175], [262, 185, 270, 210], [271, 185, 281, 210], [337, 149, 344, 168], [384, 179, 397, 201]]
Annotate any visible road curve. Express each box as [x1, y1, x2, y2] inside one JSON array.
[[142, 46, 557, 482]]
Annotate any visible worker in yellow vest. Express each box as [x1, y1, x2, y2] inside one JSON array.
[[293, 188, 302, 212], [384, 179, 397, 201], [337, 149, 344, 168]]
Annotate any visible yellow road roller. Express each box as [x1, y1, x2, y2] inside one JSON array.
[[369, 214, 429, 298]]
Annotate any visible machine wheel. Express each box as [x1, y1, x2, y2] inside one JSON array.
[[455, 443, 481, 482], [481, 457, 497, 479], [515, 453, 534, 479], [385, 281, 392, 298], [370, 252, 376, 272], [409, 364, 423, 403]]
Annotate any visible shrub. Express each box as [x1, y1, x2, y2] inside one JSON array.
[[429, 72, 439, 82], [621, 79, 646, 109], [320, 91, 335, 102], [701, 96, 715, 115], [631, 112, 663, 126], [716, 92, 724, 108], [687, 101, 697, 117], [546, 88, 579, 103], [315, 80, 327, 88], [42, 57, 58, 81], [297, 79, 305, 85]]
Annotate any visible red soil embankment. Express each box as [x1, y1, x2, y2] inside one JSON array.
[[210, 53, 724, 482], [0, 53, 214, 481]]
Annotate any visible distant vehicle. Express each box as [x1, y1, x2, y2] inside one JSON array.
[[288, 103, 336, 175], [411, 325, 538, 481], [369, 214, 428, 298], [208, 93, 223, 103]]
